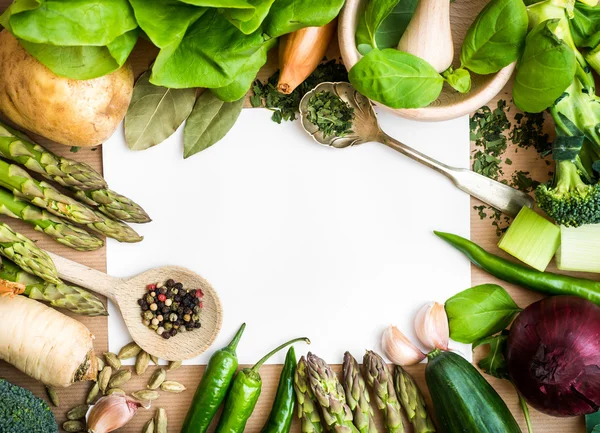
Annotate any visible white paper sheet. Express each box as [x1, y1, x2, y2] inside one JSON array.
[[104, 107, 471, 364]]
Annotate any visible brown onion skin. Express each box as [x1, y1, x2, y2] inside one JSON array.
[[507, 296, 600, 417]]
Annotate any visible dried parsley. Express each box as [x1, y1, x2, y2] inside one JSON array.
[[510, 170, 540, 193], [509, 112, 551, 156], [306, 91, 354, 137], [470, 100, 510, 180], [251, 60, 348, 123], [473, 205, 511, 237]]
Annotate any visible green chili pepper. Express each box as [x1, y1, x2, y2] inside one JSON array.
[[260, 346, 297, 433], [215, 337, 310, 433], [180, 323, 246, 433], [435, 231, 600, 305]]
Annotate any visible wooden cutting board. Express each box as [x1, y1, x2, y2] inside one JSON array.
[[0, 3, 584, 431]]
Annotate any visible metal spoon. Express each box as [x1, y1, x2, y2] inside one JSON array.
[[299, 82, 533, 217]]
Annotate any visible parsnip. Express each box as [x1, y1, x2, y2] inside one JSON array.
[[0, 295, 97, 387]]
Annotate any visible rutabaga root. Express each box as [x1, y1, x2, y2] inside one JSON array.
[[0, 295, 97, 387]]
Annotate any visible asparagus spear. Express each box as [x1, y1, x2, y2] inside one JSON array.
[[306, 352, 359, 433], [393, 366, 436, 433], [0, 259, 107, 316], [75, 189, 151, 223], [0, 188, 104, 251], [363, 351, 405, 433], [0, 121, 107, 190], [0, 222, 59, 284], [0, 160, 100, 224], [343, 352, 379, 433], [85, 209, 143, 243], [294, 356, 324, 433]]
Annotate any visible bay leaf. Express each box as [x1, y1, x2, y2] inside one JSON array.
[[125, 70, 196, 151], [183, 92, 244, 158]]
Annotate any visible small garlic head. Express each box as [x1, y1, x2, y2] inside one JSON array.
[[381, 325, 426, 366], [414, 302, 449, 351], [87, 395, 144, 433]]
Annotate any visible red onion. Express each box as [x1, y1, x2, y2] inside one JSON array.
[[507, 296, 600, 417]]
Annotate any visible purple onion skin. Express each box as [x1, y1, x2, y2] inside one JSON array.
[[507, 296, 600, 417]]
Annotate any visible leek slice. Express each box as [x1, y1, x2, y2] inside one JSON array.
[[557, 225, 600, 273]]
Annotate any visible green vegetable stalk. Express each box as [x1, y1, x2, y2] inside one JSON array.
[[294, 356, 324, 433], [342, 352, 379, 433], [393, 366, 435, 433]]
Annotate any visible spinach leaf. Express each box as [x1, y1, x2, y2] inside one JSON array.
[[513, 19, 576, 113], [20, 29, 138, 80], [212, 38, 277, 102], [129, 0, 206, 49], [460, 0, 528, 75], [473, 331, 509, 380], [221, 0, 276, 34], [183, 91, 245, 158], [263, 0, 344, 38], [442, 67, 471, 94], [150, 9, 266, 88], [445, 284, 521, 344], [5, 0, 137, 46], [348, 48, 443, 109], [356, 0, 417, 53], [125, 71, 197, 151]]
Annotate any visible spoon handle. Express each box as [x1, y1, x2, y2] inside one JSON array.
[[379, 132, 534, 217], [46, 251, 121, 302]]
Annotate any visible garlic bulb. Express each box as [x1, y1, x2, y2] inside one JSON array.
[[381, 325, 426, 366], [414, 302, 450, 351], [87, 395, 146, 433]]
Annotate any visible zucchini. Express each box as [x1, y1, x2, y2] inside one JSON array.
[[426, 350, 521, 433]]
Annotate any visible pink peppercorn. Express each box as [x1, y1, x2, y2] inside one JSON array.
[[196, 289, 204, 298], [147, 284, 157, 291], [199, 301, 204, 309], [158, 294, 166, 302]]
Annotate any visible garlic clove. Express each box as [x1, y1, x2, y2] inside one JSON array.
[[87, 395, 145, 433], [414, 302, 450, 351], [381, 325, 426, 366]]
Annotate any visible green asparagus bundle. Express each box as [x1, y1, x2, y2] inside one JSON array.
[[86, 209, 143, 243], [342, 352, 379, 433], [0, 258, 107, 316], [0, 160, 99, 224], [75, 188, 151, 223], [0, 222, 59, 284], [0, 187, 104, 251], [306, 352, 359, 433], [393, 366, 436, 433], [0, 122, 107, 190], [294, 356, 324, 433], [363, 351, 405, 433]]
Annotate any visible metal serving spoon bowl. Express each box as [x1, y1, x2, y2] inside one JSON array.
[[299, 82, 534, 218]]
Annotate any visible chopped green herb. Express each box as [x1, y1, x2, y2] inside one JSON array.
[[473, 204, 511, 237], [70, 146, 81, 153], [509, 112, 551, 156], [470, 100, 510, 180], [510, 170, 540, 193], [306, 91, 354, 138], [505, 158, 512, 165]]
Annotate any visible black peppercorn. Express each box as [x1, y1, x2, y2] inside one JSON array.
[[159, 287, 167, 295], [171, 329, 178, 337], [174, 282, 183, 290], [162, 333, 171, 340], [166, 279, 175, 288]]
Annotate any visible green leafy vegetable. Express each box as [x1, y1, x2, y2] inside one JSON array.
[[587, 411, 600, 433], [460, 0, 528, 75], [445, 284, 521, 343], [570, 2, 600, 48], [262, 0, 344, 38], [553, 135, 585, 161], [222, 0, 276, 34], [442, 67, 471, 94], [513, 19, 576, 113], [125, 71, 197, 151], [183, 91, 245, 158], [306, 91, 354, 138], [364, 0, 401, 50], [473, 331, 509, 380], [348, 48, 443, 109]]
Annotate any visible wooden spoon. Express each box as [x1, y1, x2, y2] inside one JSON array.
[[47, 251, 223, 361]]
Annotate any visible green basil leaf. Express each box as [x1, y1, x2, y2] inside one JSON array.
[[442, 67, 471, 94], [513, 19, 576, 113], [374, 0, 418, 49], [587, 411, 600, 433], [263, 0, 344, 38], [348, 48, 443, 109], [552, 135, 584, 161], [125, 71, 197, 151], [129, 0, 206, 49], [363, 0, 400, 49], [183, 92, 245, 158], [445, 284, 521, 343], [150, 10, 266, 88], [222, 0, 276, 34], [461, 0, 527, 75], [5, 0, 137, 46], [19, 29, 138, 80], [472, 331, 509, 380]]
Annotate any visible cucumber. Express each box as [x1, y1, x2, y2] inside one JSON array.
[[426, 350, 521, 433]]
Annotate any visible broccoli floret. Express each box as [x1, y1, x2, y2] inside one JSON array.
[[0, 379, 58, 433], [536, 160, 600, 227]]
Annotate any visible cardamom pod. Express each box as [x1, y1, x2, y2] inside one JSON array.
[[97, 357, 105, 372], [63, 420, 85, 432], [67, 404, 89, 420], [136, 350, 150, 375], [147, 368, 166, 390], [104, 352, 121, 370], [143, 418, 155, 433], [118, 342, 142, 360], [160, 380, 186, 393], [98, 366, 112, 393], [155, 408, 167, 433], [108, 369, 132, 388], [132, 389, 160, 401], [150, 354, 159, 365], [86, 383, 100, 404], [106, 388, 125, 395], [167, 360, 182, 371], [45, 386, 59, 407]]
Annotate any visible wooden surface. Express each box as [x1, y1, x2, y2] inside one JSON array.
[[0, 2, 585, 432]]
